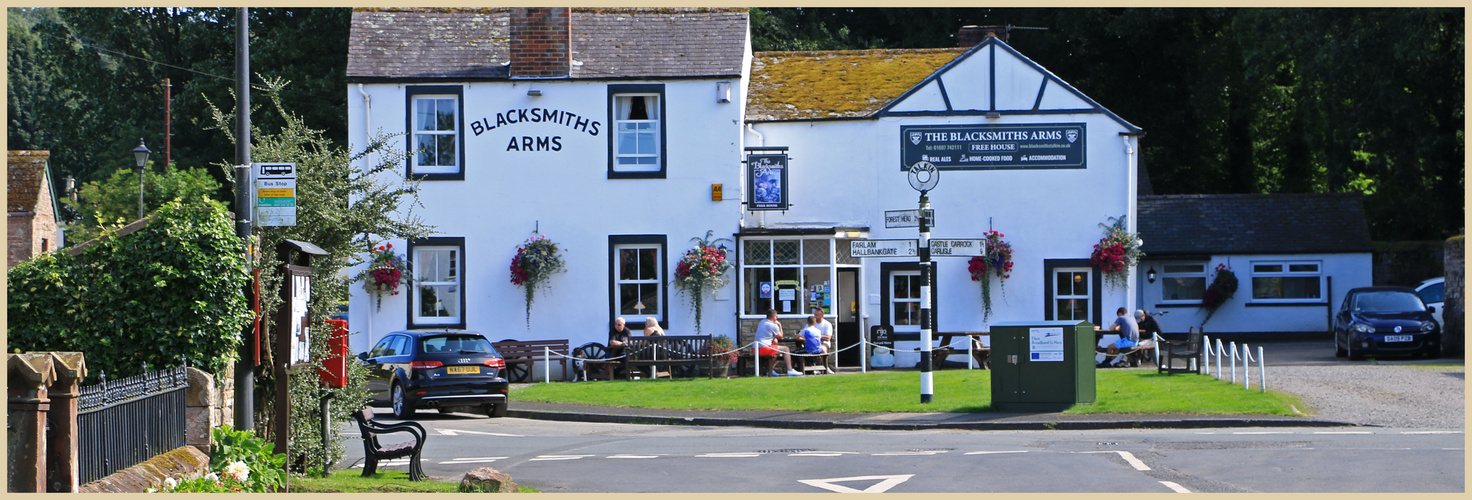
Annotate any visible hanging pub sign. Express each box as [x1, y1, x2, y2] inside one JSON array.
[[900, 123, 1086, 170], [747, 153, 789, 211]]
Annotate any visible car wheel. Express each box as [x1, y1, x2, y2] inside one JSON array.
[[486, 403, 508, 418], [1346, 340, 1364, 361], [1426, 349, 1441, 359], [1334, 335, 1346, 358], [391, 383, 417, 419]]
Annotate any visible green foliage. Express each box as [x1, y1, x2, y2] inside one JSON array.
[[61, 165, 223, 243], [209, 425, 288, 492], [290, 471, 479, 493], [203, 77, 430, 471], [6, 199, 250, 381]]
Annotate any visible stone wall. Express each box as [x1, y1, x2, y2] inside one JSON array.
[[1373, 240, 1445, 286], [1444, 236, 1464, 356]]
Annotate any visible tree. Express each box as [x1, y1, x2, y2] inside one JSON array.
[[204, 77, 432, 471], [61, 164, 223, 244]]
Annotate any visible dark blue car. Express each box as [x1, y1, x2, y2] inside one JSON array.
[[1333, 287, 1441, 360], [360, 330, 510, 418]]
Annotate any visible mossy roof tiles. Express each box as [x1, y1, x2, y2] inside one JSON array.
[[7, 151, 50, 213], [348, 8, 748, 81], [746, 47, 968, 121]]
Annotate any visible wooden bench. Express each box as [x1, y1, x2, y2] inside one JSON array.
[[624, 335, 713, 380], [734, 337, 827, 376], [1158, 330, 1201, 375], [492, 339, 570, 382], [352, 407, 427, 481]]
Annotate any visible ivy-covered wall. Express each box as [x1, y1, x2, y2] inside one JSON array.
[[7, 200, 252, 381]]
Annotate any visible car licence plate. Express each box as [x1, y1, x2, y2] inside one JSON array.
[[1384, 335, 1414, 343], [446, 366, 479, 374]]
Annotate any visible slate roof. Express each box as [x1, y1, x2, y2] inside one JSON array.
[[746, 48, 968, 121], [1137, 194, 1373, 257], [8, 150, 51, 213], [348, 8, 748, 81]]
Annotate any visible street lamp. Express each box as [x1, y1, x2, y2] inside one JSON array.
[[132, 140, 150, 219]]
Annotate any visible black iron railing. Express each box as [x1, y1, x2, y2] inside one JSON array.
[[77, 366, 189, 485]]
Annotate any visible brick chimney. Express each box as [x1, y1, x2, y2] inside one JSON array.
[[958, 25, 1008, 46], [510, 7, 571, 79]]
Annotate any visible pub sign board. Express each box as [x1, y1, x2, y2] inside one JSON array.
[[747, 154, 789, 211], [900, 123, 1086, 170]]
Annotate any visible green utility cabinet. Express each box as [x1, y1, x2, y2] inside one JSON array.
[[990, 320, 1095, 411]]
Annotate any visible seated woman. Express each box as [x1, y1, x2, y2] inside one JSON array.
[[642, 316, 668, 378]]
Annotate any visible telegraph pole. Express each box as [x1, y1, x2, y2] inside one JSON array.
[[233, 6, 255, 432]]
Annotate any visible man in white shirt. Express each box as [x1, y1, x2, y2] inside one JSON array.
[[812, 308, 834, 371], [756, 309, 801, 376]]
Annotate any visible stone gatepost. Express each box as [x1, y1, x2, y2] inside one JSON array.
[[8, 353, 56, 492], [184, 367, 218, 454], [45, 352, 86, 492]]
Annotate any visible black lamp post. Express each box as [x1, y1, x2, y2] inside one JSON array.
[[132, 140, 151, 219]]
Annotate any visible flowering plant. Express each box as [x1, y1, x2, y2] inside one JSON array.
[[1089, 215, 1144, 289], [1200, 263, 1239, 327], [966, 230, 1014, 320], [674, 230, 733, 334], [707, 335, 739, 365], [361, 243, 406, 311], [510, 233, 566, 328]]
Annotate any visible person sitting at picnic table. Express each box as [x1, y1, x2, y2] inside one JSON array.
[[641, 316, 669, 378], [603, 316, 632, 379], [799, 315, 831, 374], [757, 309, 802, 377], [1101, 307, 1140, 367], [1136, 309, 1161, 339]]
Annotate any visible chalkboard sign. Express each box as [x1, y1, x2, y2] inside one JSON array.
[[870, 325, 895, 349]]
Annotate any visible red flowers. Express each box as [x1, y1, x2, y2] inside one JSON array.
[[967, 230, 1013, 320]]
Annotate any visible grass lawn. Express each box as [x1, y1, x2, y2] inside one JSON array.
[[514, 369, 1305, 416], [289, 471, 538, 493]]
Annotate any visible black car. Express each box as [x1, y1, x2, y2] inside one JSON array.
[[1333, 287, 1441, 360], [360, 330, 510, 418]]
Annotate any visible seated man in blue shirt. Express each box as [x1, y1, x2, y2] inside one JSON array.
[[1101, 307, 1139, 367]]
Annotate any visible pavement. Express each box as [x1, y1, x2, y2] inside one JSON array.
[[505, 339, 1379, 431]]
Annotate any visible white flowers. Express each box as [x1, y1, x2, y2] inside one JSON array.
[[203, 472, 220, 483], [224, 461, 251, 483], [163, 477, 177, 490]]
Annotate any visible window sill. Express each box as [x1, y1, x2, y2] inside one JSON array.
[[410, 171, 465, 181], [608, 169, 666, 180], [1153, 302, 1204, 308], [1244, 301, 1327, 307]]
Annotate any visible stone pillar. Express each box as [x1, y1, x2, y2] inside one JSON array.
[[8, 353, 55, 492], [45, 352, 86, 492], [184, 367, 219, 454], [1445, 236, 1464, 356]]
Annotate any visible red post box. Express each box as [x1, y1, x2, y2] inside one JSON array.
[[318, 319, 350, 388]]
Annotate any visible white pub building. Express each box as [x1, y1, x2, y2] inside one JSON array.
[[347, 8, 1147, 377]]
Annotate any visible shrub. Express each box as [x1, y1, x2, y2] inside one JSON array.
[[7, 199, 251, 381]]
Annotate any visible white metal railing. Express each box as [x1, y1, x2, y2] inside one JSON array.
[[1201, 335, 1267, 393]]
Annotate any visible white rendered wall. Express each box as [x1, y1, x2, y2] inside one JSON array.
[[1138, 253, 1372, 335]]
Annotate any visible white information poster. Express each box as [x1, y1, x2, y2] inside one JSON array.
[[1029, 327, 1065, 362], [290, 274, 312, 365]]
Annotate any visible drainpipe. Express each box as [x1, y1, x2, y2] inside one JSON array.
[[357, 83, 375, 349], [1121, 131, 1143, 313]]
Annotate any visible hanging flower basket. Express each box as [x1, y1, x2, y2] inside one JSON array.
[[1089, 215, 1143, 289], [674, 230, 732, 334], [509, 233, 566, 328], [966, 230, 1013, 321], [360, 243, 405, 311], [1200, 263, 1239, 327]]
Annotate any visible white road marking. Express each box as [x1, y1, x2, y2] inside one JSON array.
[[799, 474, 914, 493], [1080, 451, 1150, 471], [697, 453, 760, 458], [963, 450, 1028, 455], [1401, 431, 1463, 435], [607, 455, 660, 459], [1233, 431, 1292, 435], [1159, 480, 1191, 493], [530, 454, 594, 461], [438, 457, 507, 465], [872, 450, 948, 456], [436, 428, 523, 437], [790, 452, 847, 457], [351, 458, 411, 469], [1313, 431, 1373, 434]]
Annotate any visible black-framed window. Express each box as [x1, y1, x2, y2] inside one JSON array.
[[1043, 259, 1102, 326], [607, 84, 666, 179], [609, 235, 668, 326], [406, 85, 465, 181], [1250, 261, 1323, 302], [1160, 263, 1208, 304], [408, 237, 466, 329], [740, 238, 831, 316], [880, 261, 936, 342]]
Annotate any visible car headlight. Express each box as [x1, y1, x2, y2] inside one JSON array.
[[1420, 321, 1437, 332], [1351, 323, 1376, 334]]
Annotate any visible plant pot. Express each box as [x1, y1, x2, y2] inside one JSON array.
[[711, 362, 730, 378]]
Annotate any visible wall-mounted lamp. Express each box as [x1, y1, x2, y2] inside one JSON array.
[[716, 81, 731, 103], [527, 89, 543, 97], [985, 111, 1002, 120], [1146, 266, 1157, 284]]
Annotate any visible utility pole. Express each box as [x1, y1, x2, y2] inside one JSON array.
[[233, 6, 255, 432], [163, 78, 172, 169]]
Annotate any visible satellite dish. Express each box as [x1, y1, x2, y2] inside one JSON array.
[[908, 161, 939, 192]]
